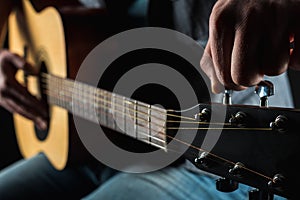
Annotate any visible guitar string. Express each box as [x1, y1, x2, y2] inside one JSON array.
[[43, 88, 169, 129], [43, 74, 264, 127], [43, 88, 273, 131], [41, 73, 197, 121], [165, 136, 273, 181], [41, 74, 272, 130], [42, 77, 168, 123], [40, 74, 275, 182]]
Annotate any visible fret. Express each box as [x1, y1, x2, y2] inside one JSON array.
[[134, 100, 137, 138], [83, 84, 88, 119], [149, 106, 167, 150], [148, 104, 151, 144], [106, 92, 115, 130], [94, 88, 99, 123], [98, 89, 104, 126], [78, 82, 84, 117], [58, 77, 62, 107], [124, 99, 135, 138], [136, 101, 151, 144], [112, 94, 126, 133], [103, 90, 108, 127], [122, 96, 126, 134], [111, 93, 116, 130], [83, 83, 91, 122], [74, 82, 82, 119], [88, 85, 97, 123]]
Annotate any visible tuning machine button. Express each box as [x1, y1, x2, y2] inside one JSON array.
[[194, 151, 212, 168], [255, 81, 274, 107], [216, 177, 239, 192], [195, 108, 211, 122], [268, 174, 286, 192], [229, 112, 247, 127], [270, 115, 288, 133], [223, 89, 232, 105], [229, 162, 245, 178]]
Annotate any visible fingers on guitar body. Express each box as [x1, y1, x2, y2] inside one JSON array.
[[0, 49, 48, 130]]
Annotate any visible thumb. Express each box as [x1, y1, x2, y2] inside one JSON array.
[[1, 50, 38, 75], [11, 53, 38, 75]]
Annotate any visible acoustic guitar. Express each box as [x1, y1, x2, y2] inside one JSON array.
[[8, 0, 114, 170], [8, 1, 300, 199]]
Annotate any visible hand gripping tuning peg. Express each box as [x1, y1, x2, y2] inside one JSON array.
[[255, 80, 274, 107]]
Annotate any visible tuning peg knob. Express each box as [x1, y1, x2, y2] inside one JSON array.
[[229, 162, 245, 178], [223, 89, 232, 105], [216, 177, 239, 192], [255, 81, 274, 107], [198, 108, 211, 122], [268, 174, 286, 192], [194, 151, 214, 168], [270, 115, 288, 133], [229, 112, 247, 127]]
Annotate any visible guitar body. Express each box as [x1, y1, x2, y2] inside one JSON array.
[[9, 0, 111, 170]]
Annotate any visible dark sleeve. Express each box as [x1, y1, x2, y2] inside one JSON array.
[[104, 0, 146, 30], [148, 0, 174, 29], [104, 0, 136, 15], [148, 0, 217, 47]]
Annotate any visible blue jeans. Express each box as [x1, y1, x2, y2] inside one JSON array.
[[0, 153, 286, 200]]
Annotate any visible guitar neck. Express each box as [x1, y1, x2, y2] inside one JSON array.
[[42, 73, 168, 150]]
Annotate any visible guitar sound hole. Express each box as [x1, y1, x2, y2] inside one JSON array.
[[35, 126, 49, 141], [35, 61, 50, 141]]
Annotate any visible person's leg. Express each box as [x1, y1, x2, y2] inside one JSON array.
[[84, 164, 245, 200], [0, 153, 100, 200], [84, 164, 287, 200]]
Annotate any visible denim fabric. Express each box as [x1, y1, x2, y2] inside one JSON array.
[[0, 153, 287, 200]]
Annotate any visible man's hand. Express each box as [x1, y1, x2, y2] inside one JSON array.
[[0, 50, 48, 130], [201, 0, 300, 93]]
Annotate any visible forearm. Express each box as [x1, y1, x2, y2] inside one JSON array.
[[0, 0, 17, 47]]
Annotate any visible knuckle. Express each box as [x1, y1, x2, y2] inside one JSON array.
[[0, 50, 10, 63], [210, 2, 233, 30]]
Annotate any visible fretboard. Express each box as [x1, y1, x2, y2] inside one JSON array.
[[42, 73, 167, 150]]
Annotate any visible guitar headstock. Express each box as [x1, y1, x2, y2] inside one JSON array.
[[167, 102, 299, 199]]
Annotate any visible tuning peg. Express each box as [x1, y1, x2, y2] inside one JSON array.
[[197, 108, 211, 122], [268, 174, 286, 192], [194, 151, 214, 168], [229, 162, 245, 178], [229, 112, 247, 128], [270, 115, 288, 133], [216, 177, 239, 192], [255, 81, 274, 107], [223, 89, 232, 105]]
